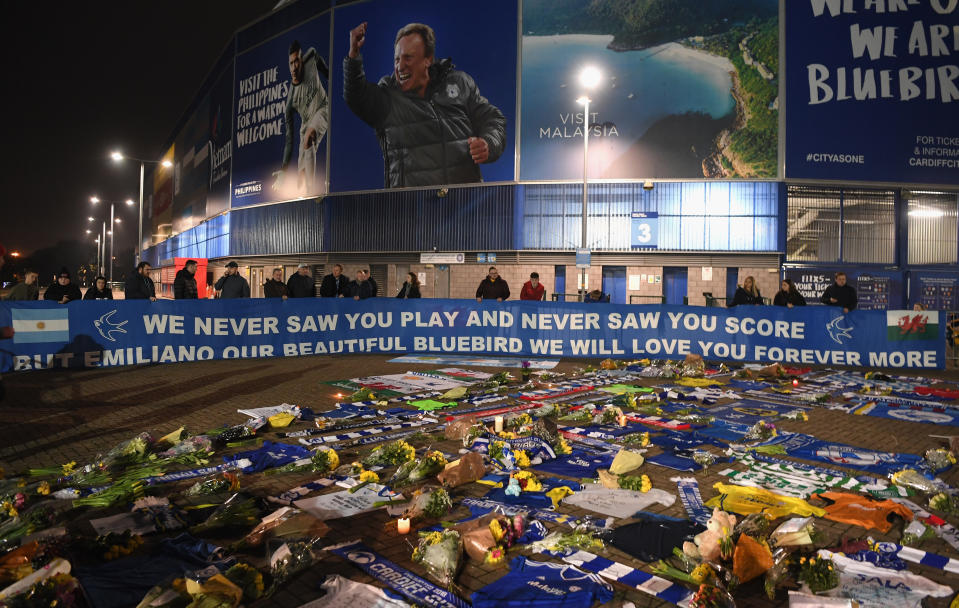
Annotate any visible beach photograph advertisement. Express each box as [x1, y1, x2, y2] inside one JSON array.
[[329, 0, 518, 192], [519, 0, 779, 181], [231, 13, 331, 208], [784, 1, 959, 185]]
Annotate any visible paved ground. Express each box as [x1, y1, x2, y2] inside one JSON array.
[[2, 355, 959, 607]]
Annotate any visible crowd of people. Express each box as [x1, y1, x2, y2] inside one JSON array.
[[0, 261, 889, 314]]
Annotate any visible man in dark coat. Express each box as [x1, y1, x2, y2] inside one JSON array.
[[264, 268, 289, 299], [124, 262, 157, 301], [319, 264, 348, 297], [173, 260, 199, 299], [287, 264, 316, 298], [44, 268, 83, 303], [820, 271, 857, 314], [475, 267, 509, 301], [214, 261, 250, 299]]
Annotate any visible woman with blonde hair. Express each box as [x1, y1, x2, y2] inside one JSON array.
[[731, 275, 763, 306]]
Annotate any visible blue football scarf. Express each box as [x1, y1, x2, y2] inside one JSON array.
[[224, 441, 312, 473], [532, 449, 614, 478], [281, 417, 403, 438], [461, 497, 607, 528], [552, 550, 693, 606], [673, 477, 712, 525], [147, 462, 241, 485], [327, 540, 469, 608], [298, 417, 437, 445], [755, 432, 925, 476], [471, 434, 557, 461], [267, 477, 337, 505], [697, 420, 752, 441], [869, 540, 959, 574], [470, 556, 613, 608], [829, 399, 959, 426]]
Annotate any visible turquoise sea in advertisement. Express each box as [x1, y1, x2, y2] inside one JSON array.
[[520, 35, 736, 180]]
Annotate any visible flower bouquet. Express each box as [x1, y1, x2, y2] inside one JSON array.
[[923, 448, 957, 472], [412, 530, 463, 588], [391, 451, 448, 487], [224, 562, 264, 603], [184, 472, 241, 496], [622, 432, 650, 447], [618, 475, 652, 493], [797, 555, 838, 593], [528, 529, 603, 555], [238, 507, 330, 549], [552, 437, 572, 456], [404, 487, 453, 520], [929, 492, 959, 515], [889, 469, 937, 493], [190, 494, 261, 536], [744, 421, 778, 442], [266, 538, 320, 595], [363, 440, 417, 467]]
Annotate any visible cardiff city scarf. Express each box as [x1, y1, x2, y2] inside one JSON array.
[[298, 418, 437, 445], [828, 400, 959, 426], [868, 540, 959, 574], [461, 497, 607, 528], [554, 550, 694, 606], [268, 477, 337, 505], [327, 540, 469, 608], [280, 417, 402, 438], [672, 477, 711, 525], [754, 433, 924, 476]]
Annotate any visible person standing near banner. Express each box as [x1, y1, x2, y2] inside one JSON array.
[[287, 264, 316, 298], [820, 271, 857, 314], [125, 262, 157, 301], [348, 269, 374, 300], [83, 276, 113, 300], [44, 268, 83, 303], [773, 279, 806, 308], [730, 276, 763, 306], [4, 269, 39, 301], [173, 260, 199, 300], [214, 262, 250, 299], [264, 268, 289, 299], [344, 21, 506, 188], [396, 272, 421, 299], [476, 267, 509, 302], [319, 264, 347, 297], [520, 272, 545, 301]]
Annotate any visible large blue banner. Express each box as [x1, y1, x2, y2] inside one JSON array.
[[0, 300, 945, 372], [785, 1, 959, 185]]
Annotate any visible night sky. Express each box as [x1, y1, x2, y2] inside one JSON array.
[[1, 1, 274, 257]]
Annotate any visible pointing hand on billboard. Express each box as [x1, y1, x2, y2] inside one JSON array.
[[468, 137, 489, 164], [350, 22, 368, 59]]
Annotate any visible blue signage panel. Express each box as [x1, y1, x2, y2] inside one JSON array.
[[0, 299, 945, 372], [785, 2, 959, 185], [784, 267, 904, 311], [630, 211, 659, 249], [576, 249, 591, 268]]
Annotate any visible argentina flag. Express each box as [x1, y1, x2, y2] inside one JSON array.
[[12, 308, 69, 343]]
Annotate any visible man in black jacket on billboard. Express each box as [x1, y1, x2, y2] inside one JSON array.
[[344, 21, 506, 188]]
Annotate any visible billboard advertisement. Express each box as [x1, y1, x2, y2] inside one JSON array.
[[785, 1, 959, 184], [231, 13, 331, 208], [173, 94, 212, 235], [329, 0, 517, 192], [520, 0, 779, 181], [208, 63, 234, 218]]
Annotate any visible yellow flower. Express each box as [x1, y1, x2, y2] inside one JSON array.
[[37, 481, 51, 496], [515, 450, 531, 468], [359, 470, 379, 483], [800, 557, 806, 564], [62, 461, 77, 476]]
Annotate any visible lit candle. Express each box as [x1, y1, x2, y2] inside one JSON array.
[[397, 517, 411, 534], [618, 414, 627, 427], [494, 416, 504, 433]]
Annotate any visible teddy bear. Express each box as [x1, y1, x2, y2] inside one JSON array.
[[683, 508, 737, 562]]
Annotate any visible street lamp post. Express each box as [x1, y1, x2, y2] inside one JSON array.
[[111, 152, 172, 264], [577, 66, 601, 302], [90, 197, 133, 283]]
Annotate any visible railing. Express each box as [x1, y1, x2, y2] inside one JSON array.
[[629, 295, 666, 304], [948, 311, 959, 368], [705, 295, 727, 307]]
